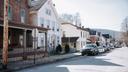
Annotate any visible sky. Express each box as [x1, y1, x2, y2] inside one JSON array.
[[53, 0, 128, 31]]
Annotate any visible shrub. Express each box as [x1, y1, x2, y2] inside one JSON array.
[[56, 44, 62, 54], [65, 44, 70, 53]]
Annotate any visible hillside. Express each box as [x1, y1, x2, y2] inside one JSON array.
[[92, 28, 121, 39]]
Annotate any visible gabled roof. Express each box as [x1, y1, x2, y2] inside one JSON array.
[[61, 22, 89, 31]]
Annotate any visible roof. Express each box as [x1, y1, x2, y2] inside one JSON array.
[[30, 0, 47, 11], [61, 22, 89, 31], [62, 37, 79, 43], [77, 27, 88, 31], [0, 17, 49, 31], [89, 30, 97, 35], [102, 34, 110, 38]]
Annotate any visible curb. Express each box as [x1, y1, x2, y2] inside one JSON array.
[[1, 53, 80, 72]]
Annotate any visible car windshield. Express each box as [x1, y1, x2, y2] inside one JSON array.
[[86, 44, 96, 48]]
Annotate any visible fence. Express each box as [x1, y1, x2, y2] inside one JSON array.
[[0, 46, 48, 70]]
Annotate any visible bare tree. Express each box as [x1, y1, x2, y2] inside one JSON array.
[[121, 16, 128, 46]]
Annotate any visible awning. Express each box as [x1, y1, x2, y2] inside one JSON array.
[[62, 37, 79, 43], [0, 17, 50, 31]]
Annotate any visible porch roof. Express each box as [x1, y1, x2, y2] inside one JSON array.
[[62, 37, 79, 43], [0, 17, 50, 31]]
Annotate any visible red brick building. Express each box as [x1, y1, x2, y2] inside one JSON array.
[[0, 0, 48, 58]]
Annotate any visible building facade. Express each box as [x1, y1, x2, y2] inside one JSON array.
[[29, 0, 61, 53], [61, 22, 89, 51], [0, 0, 32, 49], [0, 0, 49, 63]]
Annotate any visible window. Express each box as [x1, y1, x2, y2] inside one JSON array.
[[81, 31, 82, 37], [45, 8, 51, 16], [63, 31, 66, 37], [57, 36, 60, 44], [40, 17, 44, 27], [52, 27, 54, 31], [41, 37, 44, 47], [8, 5, 12, 20], [46, 20, 50, 28], [15, 0, 20, 3], [83, 32, 85, 38], [20, 9, 26, 23], [56, 24, 59, 32], [47, 25, 49, 28], [81, 42, 82, 47], [52, 21, 55, 31], [74, 43, 76, 48], [57, 29, 59, 31], [41, 24, 44, 27]]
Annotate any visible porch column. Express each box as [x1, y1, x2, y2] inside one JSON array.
[[23, 29, 27, 60], [23, 30, 27, 49], [45, 32, 47, 51]]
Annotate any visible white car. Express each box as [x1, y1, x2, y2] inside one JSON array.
[[98, 46, 105, 53]]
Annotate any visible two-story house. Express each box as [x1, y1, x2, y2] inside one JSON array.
[[61, 22, 89, 51], [29, 0, 61, 53], [0, 0, 49, 60]]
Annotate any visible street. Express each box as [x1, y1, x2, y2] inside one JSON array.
[[17, 47, 128, 72]]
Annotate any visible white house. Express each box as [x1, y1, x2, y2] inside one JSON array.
[[29, 0, 61, 52], [61, 22, 89, 51], [37, 0, 61, 52]]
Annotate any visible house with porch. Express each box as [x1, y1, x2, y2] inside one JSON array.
[[29, 0, 62, 53], [0, 0, 49, 62], [61, 22, 90, 51]]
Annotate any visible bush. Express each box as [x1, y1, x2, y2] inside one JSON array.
[[65, 44, 70, 53], [56, 44, 62, 54]]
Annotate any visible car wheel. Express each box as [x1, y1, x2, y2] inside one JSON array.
[[86, 53, 90, 56], [81, 53, 85, 56]]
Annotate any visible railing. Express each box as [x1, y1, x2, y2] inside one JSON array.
[[0, 47, 48, 70]]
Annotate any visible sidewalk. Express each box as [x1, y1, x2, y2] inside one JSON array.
[[0, 52, 81, 72]]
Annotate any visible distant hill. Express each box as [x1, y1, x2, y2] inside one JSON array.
[[92, 28, 121, 39]]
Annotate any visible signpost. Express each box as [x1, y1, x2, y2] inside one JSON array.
[[2, 0, 9, 69]]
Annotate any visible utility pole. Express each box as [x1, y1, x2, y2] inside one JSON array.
[[2, 0, 9, 69]]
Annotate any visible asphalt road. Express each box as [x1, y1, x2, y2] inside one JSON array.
[[17, 47, 128, 72]]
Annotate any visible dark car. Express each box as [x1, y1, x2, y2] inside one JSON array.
[[81, 44, 99, 56]]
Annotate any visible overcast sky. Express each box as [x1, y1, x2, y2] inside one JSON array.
[[53, 0, 128, 31]]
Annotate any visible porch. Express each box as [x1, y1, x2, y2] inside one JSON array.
[[0, 18, 49, 69]]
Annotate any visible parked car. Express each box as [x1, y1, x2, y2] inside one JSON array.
[[104, 45, 111, 52], [81, 44, 99, 56], [98, 46, 105, 53]]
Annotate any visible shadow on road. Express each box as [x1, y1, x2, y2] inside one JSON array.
[[16, 53, 124, 72], [60, 56, 123, 67]]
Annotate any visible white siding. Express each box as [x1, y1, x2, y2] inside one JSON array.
[[61, 24, 79, 37], [61, 24, 88, 51], [37, 0, 61, 50]]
